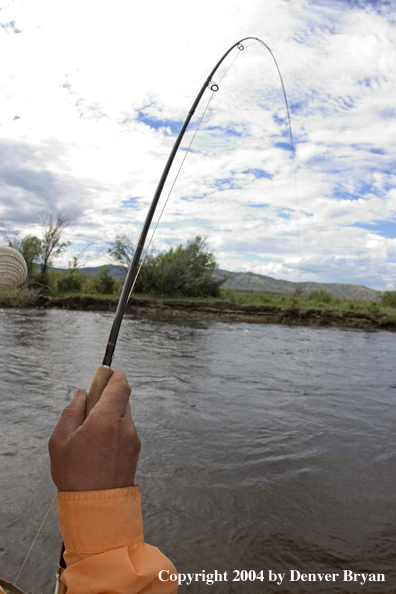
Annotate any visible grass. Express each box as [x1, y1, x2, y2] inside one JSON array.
[[54, 290, 119, 300], [1, 284, 395, 320], [0, 287, 40, 307], [131, 287, 394, 319], [214, 288, 395, 317]]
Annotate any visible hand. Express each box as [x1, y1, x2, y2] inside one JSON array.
[[49, 370, 141, 492]]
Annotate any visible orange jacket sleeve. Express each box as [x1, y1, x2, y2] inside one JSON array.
[[57, 486, 178, 594]]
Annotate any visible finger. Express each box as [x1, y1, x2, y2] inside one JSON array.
[[52, 388, 88, 441], [122, 400, 133, 421], [91, 369, 131, 418]]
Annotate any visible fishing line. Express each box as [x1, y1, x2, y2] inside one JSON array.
[[129, 47, 246, 297], [129, 88, 218, 295], [2, 39, 301, 593], [247, 38, 301, 288], [6, 46, 248, 589], [262, 42, 301, 287], [103, 37, 296, 368], [216, 42, 244, 85], [291, 127, 301, 289], [130, 40, 300, 298], [14, 493, 57, 585]]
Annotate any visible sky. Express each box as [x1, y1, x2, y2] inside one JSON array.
[[0, 0, 395, 290]]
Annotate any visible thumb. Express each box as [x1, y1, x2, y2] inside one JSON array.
[[54, 388, 88, 439]]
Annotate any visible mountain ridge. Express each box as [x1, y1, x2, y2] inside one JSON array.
[[52, 265, 380, 301], [214, 269, 379, 301]]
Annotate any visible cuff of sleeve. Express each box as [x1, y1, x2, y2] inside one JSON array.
[[57, 485, 144, 554]]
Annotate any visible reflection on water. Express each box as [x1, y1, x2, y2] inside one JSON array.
[[0, 309, 395, 593]]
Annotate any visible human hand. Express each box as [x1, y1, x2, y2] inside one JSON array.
[[49, 370, 141, 492]]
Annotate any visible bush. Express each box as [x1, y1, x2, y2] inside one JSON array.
[[308, 289, 333, 304], [135, 237, 225, 298], [288, 296, 299, 307], [367, 301, 380, 313], [258, 293, 272, 304], [57, 272, 83, 293], [221, 288, 237, 302], [91, 266, 117, 294], [380, 291, 396, 308]]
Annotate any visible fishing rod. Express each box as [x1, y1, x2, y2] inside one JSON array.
[[84, 35, 294, 415], [0, 38, 294, 594], [56, 38, 294, 588]]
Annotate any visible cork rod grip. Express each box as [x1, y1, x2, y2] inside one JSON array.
[[85, 366, 114, 415]]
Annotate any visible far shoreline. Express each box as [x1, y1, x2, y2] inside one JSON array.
[[2, 294, 394, 332]]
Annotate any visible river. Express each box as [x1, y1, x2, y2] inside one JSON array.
[[0, 308, 395, 593]]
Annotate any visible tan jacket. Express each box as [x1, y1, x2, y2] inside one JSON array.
[[1, 486, 177, 594]]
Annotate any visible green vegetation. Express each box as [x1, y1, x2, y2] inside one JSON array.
[[2, 219, 395, 325], [108, 235, 224, 298], [7, 234, 42, 278], [91, 266, 118, 295], [2, 274, 395, 323], [4, 212, 71, 292], [0, 287, 40, 307], [133, 237, 224, 298], [52, 267, 122, 297], [0, 236, 223, 301], [38, 213, 71, 280], [380, 290, 396, 308], [213, 287, 396, 318], [107, 233, 135, 274]]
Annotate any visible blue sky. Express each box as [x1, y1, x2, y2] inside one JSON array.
[[0, 0, 395, 290]]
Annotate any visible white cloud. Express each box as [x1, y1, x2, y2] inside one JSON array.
[[0, 0, 395, 289]]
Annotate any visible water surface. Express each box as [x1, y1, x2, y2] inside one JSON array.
[[0, 309, 395, 593]]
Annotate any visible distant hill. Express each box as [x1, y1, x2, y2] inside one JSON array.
[[214, 269, 380, 301], [75, 264, 126, 278], [51, 264, 126, 278], [52, 265, 380, 301]]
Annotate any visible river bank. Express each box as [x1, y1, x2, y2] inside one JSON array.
[[8, 294, 394, 331]]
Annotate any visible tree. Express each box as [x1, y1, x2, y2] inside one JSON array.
[[38, 212, 71, 279], [135, 236, 226, 298], [107, 233, 135, 275], [2, 213, 72, 290]]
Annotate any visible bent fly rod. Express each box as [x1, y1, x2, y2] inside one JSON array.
[[52, 36, 294, 592], [84, 35, 293, 414]]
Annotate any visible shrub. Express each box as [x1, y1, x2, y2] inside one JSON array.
[[134, 237, 225, 298], [221, 288, 236, 302], [0, 287, 38, 307], [288, 296, 299, 307], [57, 272, 83, 293], [380, 291, 396, 308], [92, 266, 116, 294], [367, 301, 380, 313], [258, 293, 272, 304], [309, 289, 333, 304]]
